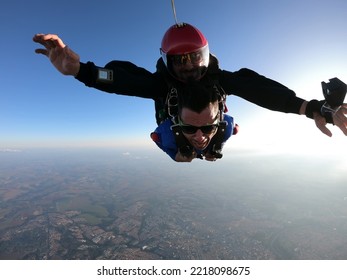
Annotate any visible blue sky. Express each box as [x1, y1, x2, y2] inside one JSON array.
[[1, 0, 347, 156]]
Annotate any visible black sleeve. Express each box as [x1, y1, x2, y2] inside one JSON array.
[[75, 61, 167, 99], [219, 68, 305, 114]]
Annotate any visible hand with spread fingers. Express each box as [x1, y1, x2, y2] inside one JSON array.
[[313, 104, 347, 137], [33, 34, 80, 76]]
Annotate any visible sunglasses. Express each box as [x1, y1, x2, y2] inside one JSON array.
[[178, 114, 220, 134], [179, 124, 218, 134], [170, 51, 203, 66]]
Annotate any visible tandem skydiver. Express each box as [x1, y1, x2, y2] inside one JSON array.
[[33, 22, 347, 162]]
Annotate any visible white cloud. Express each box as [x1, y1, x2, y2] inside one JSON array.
[[0, 148, 22, 153]]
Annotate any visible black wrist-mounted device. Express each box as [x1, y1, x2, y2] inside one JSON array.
[[96, 68, 113, 83], [305, 77, 346, 124]]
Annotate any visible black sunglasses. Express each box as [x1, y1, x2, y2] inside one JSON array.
[[178, 114, 220, 134], [179, 123, 219, 134]]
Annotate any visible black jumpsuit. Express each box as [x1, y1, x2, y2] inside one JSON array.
[[75, 55, 305, 117]]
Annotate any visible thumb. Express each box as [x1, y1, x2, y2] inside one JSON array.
[[313, 112, 332, 137], [318, 125, 332, 137]]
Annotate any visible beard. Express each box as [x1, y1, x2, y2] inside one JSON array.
[[175, 66, 207, 82]]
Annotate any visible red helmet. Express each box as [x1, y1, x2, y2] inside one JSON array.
[[161, 23, 209, 82]]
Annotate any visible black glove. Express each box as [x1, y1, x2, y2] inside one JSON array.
[[305, 99, 334, 124]]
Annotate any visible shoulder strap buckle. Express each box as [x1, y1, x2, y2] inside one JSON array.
[[166, 87, 178, 118]]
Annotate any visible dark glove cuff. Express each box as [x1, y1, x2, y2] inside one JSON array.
[[75, 62, 98, 87], [305, 99, 334, 124]]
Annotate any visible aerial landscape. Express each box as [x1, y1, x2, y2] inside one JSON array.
[[1, 148, 346, 260]]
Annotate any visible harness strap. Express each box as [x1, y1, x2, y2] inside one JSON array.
[[171, 124, 195, 158], [155, 81, 178, 125], [207, 121, 227, 159]]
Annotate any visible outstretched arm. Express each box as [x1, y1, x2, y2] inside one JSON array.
[[33, 34, 80, 76], [33, 34, 165, 99]]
